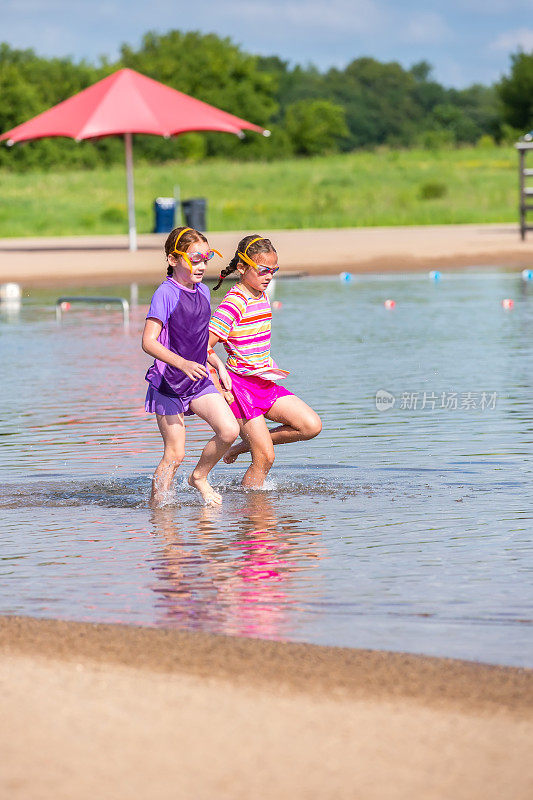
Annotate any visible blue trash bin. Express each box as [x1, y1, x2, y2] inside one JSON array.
[[153, 197, 176, 233]]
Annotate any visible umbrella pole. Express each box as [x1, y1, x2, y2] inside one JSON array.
[[124, 132, 137, 252]]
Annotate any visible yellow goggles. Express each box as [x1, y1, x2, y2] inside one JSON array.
[[174, 248, 222, 272], [171, 228, 221, 273], [238, 238, 278, 276], [237, 250, 279, 276]]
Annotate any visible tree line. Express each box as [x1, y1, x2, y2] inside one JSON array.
[[0, 31, 531, 171]]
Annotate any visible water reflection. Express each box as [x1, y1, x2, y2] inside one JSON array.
[[149, 492, 324, 639], [1, 275, 532, 666]]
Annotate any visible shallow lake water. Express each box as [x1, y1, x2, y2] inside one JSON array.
[[1, 271, 532, 666]]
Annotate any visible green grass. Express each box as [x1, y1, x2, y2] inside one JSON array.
[[0, 145, 519, 238]]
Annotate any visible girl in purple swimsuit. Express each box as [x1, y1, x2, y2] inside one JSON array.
[[142, 226, 239, 506]]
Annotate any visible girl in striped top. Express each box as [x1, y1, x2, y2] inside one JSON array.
[[209, 235, 321, 487]]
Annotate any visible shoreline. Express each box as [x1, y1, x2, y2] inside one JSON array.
[[1, 222, 532, 287], [1, 615, 531, 713], [1, 616, 532, 799]]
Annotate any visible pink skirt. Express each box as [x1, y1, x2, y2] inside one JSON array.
[[228, 371, 293, 421]]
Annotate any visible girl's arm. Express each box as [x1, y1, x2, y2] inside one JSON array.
[[207, 333, 232, 391], [142, 318, 207, 381], [206, 344, 224, 372], [207, 332, 233, 402], [208, 331, 221, 350], [207, 363, 234, 405], [207, 342, 231, 385]]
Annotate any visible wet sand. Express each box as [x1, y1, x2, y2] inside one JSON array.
[[1, 616, 532, 799], [1, 222, 532, 286]]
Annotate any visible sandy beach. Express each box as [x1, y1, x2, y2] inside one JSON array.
[[0, 222, 532, 286], [1, 615, 532, 799]]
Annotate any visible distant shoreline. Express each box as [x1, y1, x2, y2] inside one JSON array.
[[1, 222, 532, 288], [1, 615, 532, 799]]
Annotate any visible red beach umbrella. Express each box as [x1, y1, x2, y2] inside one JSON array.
[[0, 68, 269, 250]]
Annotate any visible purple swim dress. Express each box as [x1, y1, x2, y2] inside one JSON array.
[[145, 277, 218, 416]]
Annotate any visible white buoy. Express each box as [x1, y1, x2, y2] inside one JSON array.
[[521, 269, 533, 282], [429, 270, 441, 281], [0, 282, 21, 302], [0, 282, 22, 316], [339, 272, 353, 283]]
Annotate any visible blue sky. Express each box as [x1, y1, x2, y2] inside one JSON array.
[[3, 0, 533, 87]]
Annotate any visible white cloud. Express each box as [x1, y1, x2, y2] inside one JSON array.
[[401, 12, 451, 44], [491, 28, 533, 51]]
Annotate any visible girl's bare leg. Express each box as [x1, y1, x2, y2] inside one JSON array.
[[237, 415, 276, 488], [188, 392, 240, 504], [151, 413, 186, 506], [224, 395, 322, 463]]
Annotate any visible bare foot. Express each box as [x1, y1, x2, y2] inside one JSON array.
[[188, 474, 222, 505], [223, 442, 248, 464], [149, 477, 175, 508]]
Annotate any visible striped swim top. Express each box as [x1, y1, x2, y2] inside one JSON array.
[[209, 284, 289, 379]]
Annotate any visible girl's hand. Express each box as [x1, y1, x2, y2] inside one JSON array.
[[222, 390, 234, 405], [217, 364, 233, 392], [180, 360, 208, 380]]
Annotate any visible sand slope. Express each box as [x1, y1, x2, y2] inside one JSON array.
[[1, 616, 532, 800]]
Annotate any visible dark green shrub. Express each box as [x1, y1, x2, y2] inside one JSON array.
[[418, 181, 447, 200]]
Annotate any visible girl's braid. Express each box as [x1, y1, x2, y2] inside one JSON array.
[[213, 234, 276, 290], [213, 252, 240, 290]]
